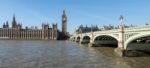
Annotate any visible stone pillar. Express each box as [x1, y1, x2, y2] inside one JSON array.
[[88, 25, 95, 47], [74, 37, 76, 42], [42, 29, 45, 40], [77, 36, 81, 43], [88, 38, 94, 47], [79, 39, 82, 44], [114, 15, 125, 57], [114, 30, 125, 57]]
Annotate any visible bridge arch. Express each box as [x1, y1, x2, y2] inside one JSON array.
[[93, 34, 118, 47], [93, 34, 118, 41], [81, 35, 91, 44], [125, 32, 150, 49], [76, 36, 81, 42], [73, 37, 76, 41], [82, 35, 90, 40]]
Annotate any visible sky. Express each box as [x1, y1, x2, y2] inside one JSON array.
[[0, 0, 150, 34]]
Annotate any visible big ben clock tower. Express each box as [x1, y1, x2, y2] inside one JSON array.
[[62, 10, 67, 34]]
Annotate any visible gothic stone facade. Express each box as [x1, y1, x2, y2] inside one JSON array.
[[0, 15, 58, 40]]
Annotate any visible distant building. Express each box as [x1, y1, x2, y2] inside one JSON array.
[[76, 25, 99, 33], [0, 11, 68, 40], [76, 24, 137, 34]]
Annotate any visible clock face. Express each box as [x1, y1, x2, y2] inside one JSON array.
[[63, 17, 66, 21]]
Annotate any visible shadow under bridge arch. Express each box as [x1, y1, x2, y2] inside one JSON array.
[[125, 33, 150, 54], [76, 36, 81, 42], [93, 35, 118, 47], [81, 36, 91, 44]]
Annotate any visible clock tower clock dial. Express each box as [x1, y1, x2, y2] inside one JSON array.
[[63, 17, 66, 21]]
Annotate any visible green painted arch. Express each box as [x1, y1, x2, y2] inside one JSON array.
[[124, 32, 150, 49], [93, 34, 119, 42]]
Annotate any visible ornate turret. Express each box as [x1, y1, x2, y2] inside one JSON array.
[[17, 23, 22, 29], [53, 23, 58, 40], [6, 21, 9, 28], [12, 14, 17, 28], [3, 22, 6, 28], [42, 23, 49, 30], [45, 23, 49, 29]]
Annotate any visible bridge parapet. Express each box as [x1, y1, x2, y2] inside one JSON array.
[[125, 25, 150, 31], [77, 29, 119, 35], [73, 26, 150, 36]]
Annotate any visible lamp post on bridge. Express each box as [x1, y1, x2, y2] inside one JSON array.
[[75, 28, 77, 35], [114, 15, 125, 57]]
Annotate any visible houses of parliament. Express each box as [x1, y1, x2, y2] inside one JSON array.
[[0, 10, 68, 40]]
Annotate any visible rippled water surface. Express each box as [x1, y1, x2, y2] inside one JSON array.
[[0, 40, 149, 68]]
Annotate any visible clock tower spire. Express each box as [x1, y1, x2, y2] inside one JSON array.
[[62, 10, 67, 34]]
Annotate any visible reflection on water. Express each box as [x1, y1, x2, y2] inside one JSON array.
[[0, 40, 149, 68]]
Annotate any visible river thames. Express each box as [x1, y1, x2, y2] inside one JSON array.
[[0, 40, 149, 68]]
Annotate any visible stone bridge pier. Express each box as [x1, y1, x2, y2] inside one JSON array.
[[114, 25, 125, 57]]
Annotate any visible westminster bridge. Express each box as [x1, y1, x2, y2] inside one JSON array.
[[70, 25, 150, 56], [70, 16, 150, 56]]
